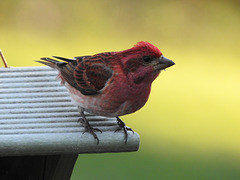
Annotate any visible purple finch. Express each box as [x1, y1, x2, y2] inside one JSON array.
[[37, 41, 175, 144]]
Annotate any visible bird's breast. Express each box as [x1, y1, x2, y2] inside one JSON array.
[[64, 78, 151, 117]]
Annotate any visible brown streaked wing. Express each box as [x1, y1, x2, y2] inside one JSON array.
[[58, 56, 94, 94], [74, 58, 113, 96]]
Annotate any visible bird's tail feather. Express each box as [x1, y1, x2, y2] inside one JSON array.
[[52, 56, 74, 62], [36, 56, 73, 69], [36, 57, 60, 69]]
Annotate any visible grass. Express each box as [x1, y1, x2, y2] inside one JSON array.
[[71, 151, 240, 180]]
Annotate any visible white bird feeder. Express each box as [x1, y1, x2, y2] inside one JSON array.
[[0, 65, 140, 179]]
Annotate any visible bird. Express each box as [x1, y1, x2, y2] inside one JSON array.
[[36, 41, 175, 144]]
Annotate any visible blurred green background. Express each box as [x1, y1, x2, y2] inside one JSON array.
[[1, 0, 240, 179]]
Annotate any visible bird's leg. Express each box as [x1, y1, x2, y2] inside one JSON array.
[[78, 107, 102, 144], [115, 117, 134, 144]]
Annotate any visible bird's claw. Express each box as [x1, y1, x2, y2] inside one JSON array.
[[84, 127, 102, 133], [115, 126, 134, 133], [83, 128, 101, 145], [78, 117, 102, 145], [115, 117, 134, 144]]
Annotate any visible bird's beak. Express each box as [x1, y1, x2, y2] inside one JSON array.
[[154, 56, 175, 71]]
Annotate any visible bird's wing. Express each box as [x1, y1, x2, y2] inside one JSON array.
[[38, 55, 114, 96], [73, 56, 113, 95]]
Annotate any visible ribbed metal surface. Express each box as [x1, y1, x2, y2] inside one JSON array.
[[0, 66, 140, 156]]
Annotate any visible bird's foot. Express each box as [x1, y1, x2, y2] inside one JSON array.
[[78, 111, 102, 144], [115, 117, 134, 144]]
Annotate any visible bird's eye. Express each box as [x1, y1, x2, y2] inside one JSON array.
[[143, 56, 152, 63]]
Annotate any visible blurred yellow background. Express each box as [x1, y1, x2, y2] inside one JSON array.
[[1, 0, 240, 179]]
